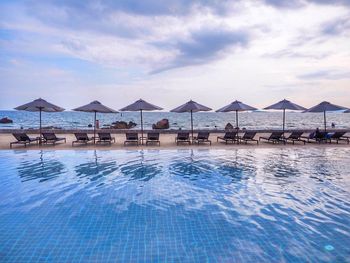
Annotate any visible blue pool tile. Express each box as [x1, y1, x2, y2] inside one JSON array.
[[0, 149, 349, 262]]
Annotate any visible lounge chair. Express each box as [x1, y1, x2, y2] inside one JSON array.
[[175, 132, 191, 145], [326, 131, 349, 144], [72, 133, 93, 146], [301, 132, 327, 143], [193, 132, 211, 145], [217, 132, 237, 144], [10, 133, 39, 148], [284, 131, 306, 145], [146, 132, 160, 146], [96, 132, 115, 144], [42, 132, 66, 145], [342, 135, 350, 144], [124, 132, 139, 146], [238, 131, 258, 144], [259, 132, 285, 144]]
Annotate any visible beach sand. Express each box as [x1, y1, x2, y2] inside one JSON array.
[[1, 132, 349, 150]]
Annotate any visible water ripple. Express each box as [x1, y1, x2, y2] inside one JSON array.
[[0, 148, 349, 262]]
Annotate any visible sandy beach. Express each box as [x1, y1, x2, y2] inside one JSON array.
[[1, 131, 349, 150]]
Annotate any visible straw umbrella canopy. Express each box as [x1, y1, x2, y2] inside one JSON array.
[[15, 98, 65, 144], [304, 101, 347, 131], [119, 99, 163, 144], [73, 100, 118, 143], [264, 99, 306, 133], [170, 100, 212, 139], [216, 100, 257, 129]]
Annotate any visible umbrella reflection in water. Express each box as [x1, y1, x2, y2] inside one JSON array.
[[168, 149, 214, 180], [262, 150, 301, 189], [17, 150, 65, 182], [214, 150, 255, 182], [74, 150, 118, 183], [120, 150, 162, 182]]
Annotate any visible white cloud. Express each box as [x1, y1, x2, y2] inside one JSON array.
[[0, 0, 349, 109]]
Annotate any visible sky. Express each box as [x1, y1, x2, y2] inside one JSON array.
[[0, 0, 349, 110]]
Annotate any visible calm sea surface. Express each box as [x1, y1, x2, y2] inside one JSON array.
[[0, 110, 350, 130]]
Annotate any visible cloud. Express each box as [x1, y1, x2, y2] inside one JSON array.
[[29, 0, 234, 17], [151, 27, 249, 73], [24, 0, 233, 38], [263, 49, 329, 59], [24, 1, 153, 39], [262, 0, 304, 8], [321, 17, 350, 35], [263, 0, 350, 8], [1, 0, 350, 110], [60, 39, 86, 52], [298, 70, 350, 80], [310, 0, 350, 6]]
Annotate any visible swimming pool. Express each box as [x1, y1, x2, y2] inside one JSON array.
[[0, 149, 349, 262]]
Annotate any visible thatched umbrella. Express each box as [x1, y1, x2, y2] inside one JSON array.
[[216, 100, 257, 128], [73, 100, 117, 143], [304, 101, 347, 131], [170, 100, 212, 139], [264, 99, 306, 133], [15, 98, 65, 144], [119, 99, 163, 144]]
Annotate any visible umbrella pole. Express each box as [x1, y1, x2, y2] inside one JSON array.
[[140, 109, 144, 145], [39, 108, 42, 145], [94, 111, 97, 144], [190, 110, 194, 143], [283, 108, 286, 135], [324, 110, 327, 132], [235, 110, 239, 143]]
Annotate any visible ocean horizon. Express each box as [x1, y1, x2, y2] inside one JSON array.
[[1, 110, 350, 130]]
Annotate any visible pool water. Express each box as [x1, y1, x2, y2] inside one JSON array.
[[0, 149, 349, 262]]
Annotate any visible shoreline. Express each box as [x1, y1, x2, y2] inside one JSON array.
[[1, 131, 349, 150], [1, 128, 350, 134]]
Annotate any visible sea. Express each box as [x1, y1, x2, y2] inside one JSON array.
[[0, 110, 350, 130]]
